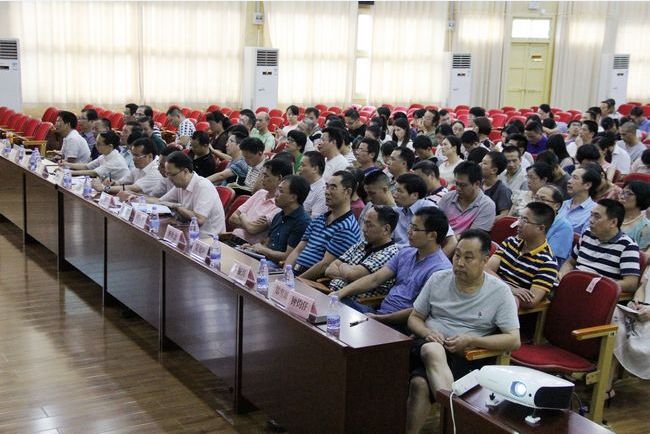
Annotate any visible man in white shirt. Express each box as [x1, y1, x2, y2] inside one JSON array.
[[64, 130, 129, 180], [156, 151, 225, 238], [54, 111, 91, 163], [91, 137, 165, 197], [299, 151, 328, 218], [166, 107, 195, 149], [617, 121, 647, 163], [320, 127, 349, 181]]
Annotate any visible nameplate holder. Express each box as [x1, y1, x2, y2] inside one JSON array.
[[21, 155, 30, 168], [132, 210, 148, 229], [286, 291, 317, 320], [118, 203, 133, 221], [98, 192, 113, 209], [270, 281, 292, 308], [7, 149, 17, 161], [190, 239, 211, 262], [228, 260, 253, 286], [585, 277, 602, 294], [163, 225, 184, 247], [37, 162, 47, 177]]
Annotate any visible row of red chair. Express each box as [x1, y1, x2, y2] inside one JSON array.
[[0, 107, 54, 150]]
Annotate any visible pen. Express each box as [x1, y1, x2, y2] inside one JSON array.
[[350, 317, 369, 327], [636, 301, 650, 306]]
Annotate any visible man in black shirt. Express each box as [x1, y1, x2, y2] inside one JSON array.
[[188, 131, 217, 178], [344, 108, 367, 141]]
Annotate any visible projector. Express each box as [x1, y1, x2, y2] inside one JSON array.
[[477, 365, 574, 410]]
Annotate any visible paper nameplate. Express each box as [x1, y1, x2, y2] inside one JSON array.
[[21, 156, 30, 168], [270, 281, 292, 307], [98, 192, 113, 209], [190, 239, 210, 261], [163, 224, 184, 247], [228, 260, 253, 285], [37, 162, 47, 177], [286, 291, 317, 320], [8, 149, 17, 161], [585, 277, 601, 294], [132, 210, 148, 229], [118, 203, 133, 220]]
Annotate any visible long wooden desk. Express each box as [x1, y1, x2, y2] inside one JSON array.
[[0, 152, 412, 433]]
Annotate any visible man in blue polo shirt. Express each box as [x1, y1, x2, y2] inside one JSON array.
[[286, 170, 361, 280], [245, 175, 311, 265], [557, 166, 601, 234], [333, 207, 452, 332]]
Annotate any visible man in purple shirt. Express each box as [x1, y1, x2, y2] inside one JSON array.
[[333, 207, 452, 333], [524, 121, 548, 155]]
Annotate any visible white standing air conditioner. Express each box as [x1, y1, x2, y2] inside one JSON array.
[[242, 47, 278, 110], [447, 53, 472, 108], [598, 54, 630, 104], [0, 39, 22, 112]]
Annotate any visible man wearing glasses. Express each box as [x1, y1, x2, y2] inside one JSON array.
[[485, 202, 559, 308], [333, 207, 452, 332], [155, 151, 225, 238]]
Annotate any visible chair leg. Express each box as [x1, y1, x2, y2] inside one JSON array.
[[533, 308, 547, 345], [496, 352, 511, 365], [589, 333, 616, 423]]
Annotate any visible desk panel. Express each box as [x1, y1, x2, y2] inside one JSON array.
[[106, 218, 161, 329], [24, 171, 59, 253], [0, 157, 24, 230], [62, 191, 105, 287]]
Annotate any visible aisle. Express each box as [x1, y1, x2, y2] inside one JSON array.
[[0, 221, 266, 433]]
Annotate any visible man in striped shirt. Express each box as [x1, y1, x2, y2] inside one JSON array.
[[285, 170, 361, 280], [560, 199, 640, 293], [486, 202, 559, 308]]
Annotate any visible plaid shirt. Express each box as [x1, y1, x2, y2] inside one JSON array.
[[329, 240, 399, 293], [176, 118, 196, 146]]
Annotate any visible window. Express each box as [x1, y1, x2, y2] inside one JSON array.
[[353, 8, 372, 100], [511, 18, 551, 39]]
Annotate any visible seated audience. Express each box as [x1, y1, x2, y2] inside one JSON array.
[[460, 130, 483, 157], [245, 175, 311, 264], [630, 148, 650, 174], [405, 229, 520, 434], [392, 118, 413, 149], [438, 161, 496, 234], [344, 109, 367, 141], [286, 170, 361, 279], [507, 133, 534, 169], [355, 137, 380, 175], [334, 207, 452, 330], [54, 111, 91, 163], [585, 161, 622, 201], [166, 106, 195, 148], [387, 146, 416, 193], [320, 127, 350, 181], [240, 137, 267, 192], [205, 110, 231, 157], [619, 181, 650, 253], [498, 145, 528, 192], [480, 151, 512, 216], [418, 109, 439, 144], [78, 108, 98, 158], [156, 151, 226, 237], [547, 134, 574, 169], [325, 206, 400, 295], [275, 105, 300, 146], [207, 131, 248, 185], [597, 132, 630, 176], [65, 131, 130, 181], [565, 120, 581, 147], [413, 135, 437, 164], [524, 121, 548, 155], [509, 162, 552, 217], [556, 166, 601, 234], [451, 120, 465, 138], [91, 137, 165, 198], [358, 170, 396, 226], [188, 131, 218, 178], [535, 150, 570, 197], [251, 111, 276, 153], [533, 185, 574, 265], [298, 116, 320, 152], [560, 199, 640, 293], [230, 158, 292, 244], [299, 151, 328, 218], [617, 121, 647, 162], [137, 117, 167, 154], [486, 202, 559, 308], [238, 109, 256, 132], [413, 160, 448, 206], [438, 136, 463, 185], [630, 106, 650, 134], [285, 129, 306, 174]]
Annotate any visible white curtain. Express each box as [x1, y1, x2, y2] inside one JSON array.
[[6, 1, 245, 107], [7, 2, 141, 106], [550, 2, 609, 110], [367, 1, 448, 106], [615, 2, 650, 102], [265, 1, 357, 107], [453, 1, 506, 109], [141, 2, 245, 107]]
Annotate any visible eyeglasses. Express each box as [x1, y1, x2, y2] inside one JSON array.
[[620, 190, 635, 198], [133, 154, 148, 160], [166, 170, 184, 178], [408, 224, 429, 233], [517, 216, 543, 226]]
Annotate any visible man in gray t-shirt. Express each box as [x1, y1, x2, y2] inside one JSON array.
[[405, 230, 520, 434]]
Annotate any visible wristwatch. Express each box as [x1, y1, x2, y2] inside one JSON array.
[[104, 185, 111, 193]]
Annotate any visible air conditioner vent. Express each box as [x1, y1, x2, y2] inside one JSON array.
[[256, 50, 278, 67], [452, 53, 471, 69], [613, 54, 630, 70], [0, 40, 18, 60]]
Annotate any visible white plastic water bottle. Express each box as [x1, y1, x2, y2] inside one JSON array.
[[139, 195, 146, 205], [82, 176, 92, 199], [63, 168, 72, 189], [2, 139, 10, 155], [209, 234, 221, 269], [17, 144, 24, 161], [256, 258, 269, 297], [326, 293, 341, 337], [284, 264, 295, 290], [188, 216, 200, 247], [149, 205, 160, 235], [29, 149, 40, 171]]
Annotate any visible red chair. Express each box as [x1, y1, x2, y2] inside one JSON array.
[[509, 115, 527, 125], [270, 117, 284, 130], [21, 118, 40, 139], [381, 103, 394, 111], [556, 112, 572, 123], [408, 103, 424, 110], [216, 186, 236, 210], [154, 113, 167, 125], [488, 130, 502, 142], [491, 113, 507, 128], [328, 106, 342, 114], [14, 115, 30, 134], [216, 159, 229, 173], [226, 195, 250, 232], [454, 104, 470, 111], [627, 101, 642, 106], [33, 122, 53, 140], [269, 109, 283, 118], [315, 104, 328, 113], [362, 105, 376, 112], [0, 110, 15, 127], [181, 107, 191, 117], [195, 121, 210, 132], [643, 106, 650, 117], [490, 216, 518, 244], [617, 104, 634, 117], [501, 106, 516, 112], [229, 110, 241, 120], [274, 142, 287, 153], [206, 104, 220, 113], [567, 109, 582, 117], [109, 112, 124, 131], [255, 107, 268, 114], [489, 241, 499, 255], [197, 112, 207, 122], [455, 108, 469, 116], [519, 108, 533, 115], [221, 107, 232, 116], [488, 109, 504, 116], [510, 271, 620, 423], [623, 173, 650, 184]]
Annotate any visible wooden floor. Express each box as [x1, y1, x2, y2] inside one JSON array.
[[0, 218, 648, 434]]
